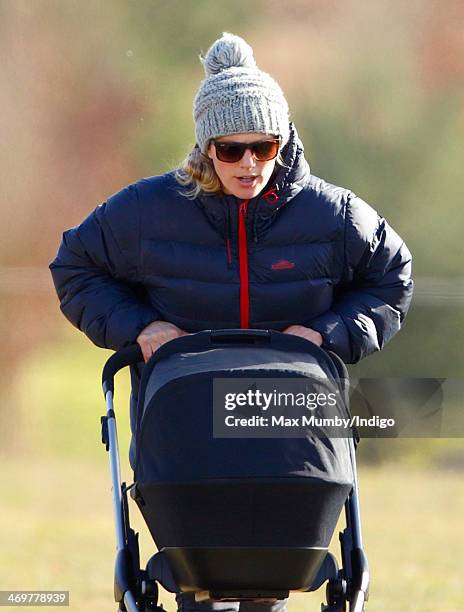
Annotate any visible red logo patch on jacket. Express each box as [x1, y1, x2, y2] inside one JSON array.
[[271, 259, 295, 270], [263, 188, 279, 204]]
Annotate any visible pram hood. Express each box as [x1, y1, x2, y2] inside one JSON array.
[[134, 330, 354, 487]]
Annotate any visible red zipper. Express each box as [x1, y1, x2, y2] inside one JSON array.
[[238, 199, 250, 328]]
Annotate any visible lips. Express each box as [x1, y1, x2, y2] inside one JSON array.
[[236, 176, 259, 186]]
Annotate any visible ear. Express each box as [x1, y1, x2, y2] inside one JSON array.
[[206, 141, 214, 160]]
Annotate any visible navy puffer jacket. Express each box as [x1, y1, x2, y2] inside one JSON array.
[[50, 123, 413, 365]]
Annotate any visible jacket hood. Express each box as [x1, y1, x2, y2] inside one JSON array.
[[270, 120, 310, 205]]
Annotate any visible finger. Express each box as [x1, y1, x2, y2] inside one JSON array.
[[284, 328, 298, 336], [137, 340, 150, 363], [159, 331, 182, 344], [143, 345, 152, 363], [143, 342, 157, 363], [148, 343, 158, 361], [150, 342, 163, 358]]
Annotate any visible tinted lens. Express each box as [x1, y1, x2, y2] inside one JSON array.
[[214, 139, 280, 163], [215, 142, 246, 163], [252, 140, 280, 161]]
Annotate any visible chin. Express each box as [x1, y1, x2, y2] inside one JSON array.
[[235, 188, 258, 198], [228, 182, 264, 200]]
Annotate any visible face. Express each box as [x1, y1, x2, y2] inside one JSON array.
[[207, 133, 278, 199]]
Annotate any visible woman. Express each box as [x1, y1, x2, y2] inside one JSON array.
[[50, 33, 413, 611]]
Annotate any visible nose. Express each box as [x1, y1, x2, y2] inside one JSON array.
[[239, 148, 256, 168]]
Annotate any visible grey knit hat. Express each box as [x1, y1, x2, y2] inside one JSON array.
[[193, 32, 290, 153]]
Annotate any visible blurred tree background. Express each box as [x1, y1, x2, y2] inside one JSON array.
[[1, 1, 464, 608]]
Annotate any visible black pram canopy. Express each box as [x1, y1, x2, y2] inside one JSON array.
[[135, 330, 354, 487]]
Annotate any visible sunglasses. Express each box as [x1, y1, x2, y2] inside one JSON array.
[[212, 137, 281, 163]]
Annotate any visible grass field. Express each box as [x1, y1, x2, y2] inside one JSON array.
[[1, 457, 463, 611]]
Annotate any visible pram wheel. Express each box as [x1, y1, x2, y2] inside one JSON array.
[[321, 577, 347, 611], [139, 579, 162, 611]]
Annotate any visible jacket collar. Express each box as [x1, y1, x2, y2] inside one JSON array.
[[195, 122, 310, 243]]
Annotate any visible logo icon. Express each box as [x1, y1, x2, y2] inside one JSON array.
[[271, 259, 295, 270]]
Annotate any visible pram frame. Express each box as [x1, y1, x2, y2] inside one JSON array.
[[100, 330, 370, 612]]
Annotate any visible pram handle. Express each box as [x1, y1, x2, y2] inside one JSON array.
[[102, 344, 143, 396], [101, 328, 337, 396], [210, 329, 271, 343]]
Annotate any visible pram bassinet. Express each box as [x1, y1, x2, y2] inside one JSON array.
[[131, 330, 355, 595]]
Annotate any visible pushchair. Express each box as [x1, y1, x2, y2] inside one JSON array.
[[100, 329, 370, 611]]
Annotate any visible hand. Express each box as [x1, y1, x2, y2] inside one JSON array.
[[282, 325, 323, 347], [136, 320, 188, 363]]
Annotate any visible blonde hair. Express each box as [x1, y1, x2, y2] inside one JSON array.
[[174, 146, 220, 199], [174, 144, 288, 200]]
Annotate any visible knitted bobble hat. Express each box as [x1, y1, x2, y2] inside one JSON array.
[[193, 32, 290, 153]]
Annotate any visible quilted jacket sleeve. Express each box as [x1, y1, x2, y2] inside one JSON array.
[[309, 194, 413, 364], [49, 184, 159, 350]]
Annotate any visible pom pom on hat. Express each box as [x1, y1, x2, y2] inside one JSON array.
[[200, 32, 257, 76]]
